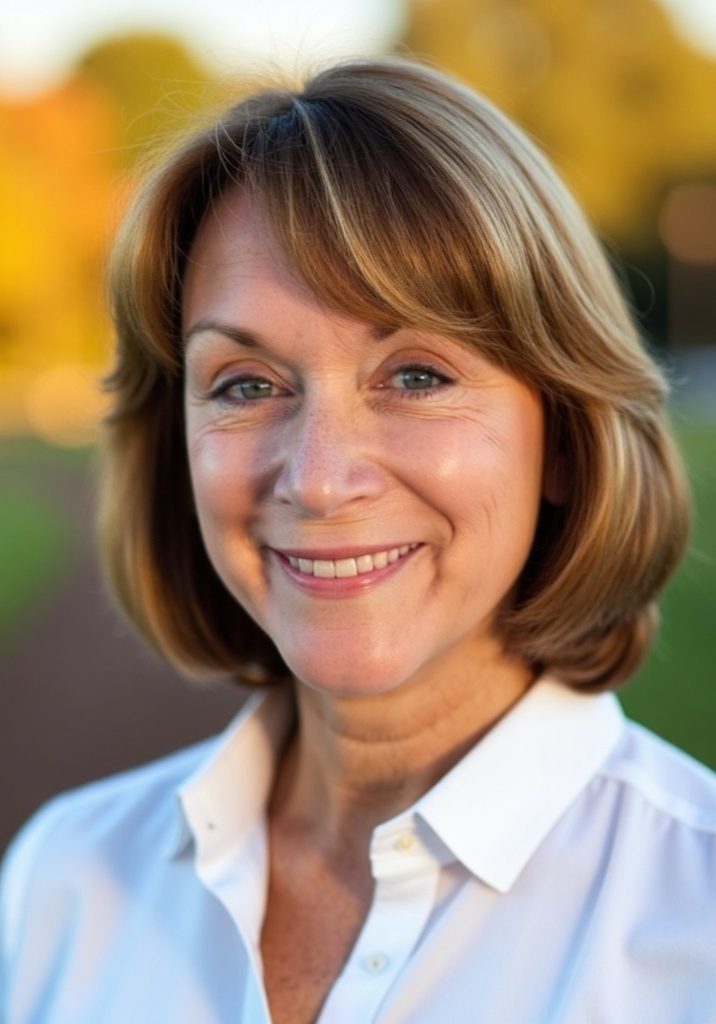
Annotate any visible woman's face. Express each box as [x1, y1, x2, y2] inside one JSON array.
[[183, 190, 550, 697]]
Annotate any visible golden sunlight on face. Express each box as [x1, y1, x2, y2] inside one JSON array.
[[182, 189, 548, 697]]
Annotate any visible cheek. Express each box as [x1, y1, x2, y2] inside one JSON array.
[[187, 428, 263, 525], [186, 429, 271, 612], [422, 410, 545, 578], [395, 409, 543, 514]]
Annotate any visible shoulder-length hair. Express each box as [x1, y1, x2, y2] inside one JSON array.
[[100, 56, 689, 691]]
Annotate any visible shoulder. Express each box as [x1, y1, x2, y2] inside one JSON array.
[[8, 735, 216, 857], [563, 721, 716, 1013], [0, 736, 216, 940], [599, 717, 716, 835], [573, 716, 716, 917], [0, 732, 254, 1019]]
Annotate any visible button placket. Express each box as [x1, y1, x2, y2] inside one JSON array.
[[394, 832, 416, 853], [318, 858, 442, 1023], [362, 952, 390, 974]]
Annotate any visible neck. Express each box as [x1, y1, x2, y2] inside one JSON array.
[[270, 638, 533, 856]]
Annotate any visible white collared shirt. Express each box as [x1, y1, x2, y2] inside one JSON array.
[[2, 678, 715, 1023]]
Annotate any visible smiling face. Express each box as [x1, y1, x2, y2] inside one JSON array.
[[182, 189, 548, 698]]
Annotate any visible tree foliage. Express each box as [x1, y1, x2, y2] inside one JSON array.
[[403, 0, 716, 246], [0, 34, 234, 441]]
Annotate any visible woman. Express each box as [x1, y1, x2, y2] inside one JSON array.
[[1, 57, 714, 1023]]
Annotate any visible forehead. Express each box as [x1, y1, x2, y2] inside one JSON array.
[[182, 187, 314, 327], [190, 187, 273, 259], [181, 188, 404, 359]]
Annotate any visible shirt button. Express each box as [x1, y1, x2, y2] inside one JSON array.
[[362, 952, 390, 974], [394, 833, 416, 852]]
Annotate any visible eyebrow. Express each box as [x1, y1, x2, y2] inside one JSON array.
[[182, 317, 398, 348], [183, 318, 261, 348]]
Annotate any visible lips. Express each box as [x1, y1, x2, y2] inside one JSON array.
[[278, 543, 419, 579]]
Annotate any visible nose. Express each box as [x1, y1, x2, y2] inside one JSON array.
[[272, 400, 387, 518]]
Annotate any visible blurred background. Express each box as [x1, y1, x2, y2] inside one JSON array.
[[1, 0, 714, 853]]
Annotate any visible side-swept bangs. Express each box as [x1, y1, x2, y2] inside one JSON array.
[[100, 57, 690, 689]]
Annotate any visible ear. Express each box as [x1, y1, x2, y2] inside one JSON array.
[[542, 453, 568, 506]]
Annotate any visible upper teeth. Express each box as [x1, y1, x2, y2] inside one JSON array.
[[285, 544, 418, 578]]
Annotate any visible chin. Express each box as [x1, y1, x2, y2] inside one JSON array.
[[280, 643, 421, 700]]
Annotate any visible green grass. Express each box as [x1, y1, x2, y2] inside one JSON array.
[[0, 487, 74, 647], [620, 421, 716, 768], [0, 437, 82, 649]]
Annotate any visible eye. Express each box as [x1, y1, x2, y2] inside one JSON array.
[[386, 363, 452, 397], [394, 366, 444, 390], [209, 375, 279, 404]]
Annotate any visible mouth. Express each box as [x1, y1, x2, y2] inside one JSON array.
[[275, 543, 421, 579]]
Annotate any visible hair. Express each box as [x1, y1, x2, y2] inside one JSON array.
[[100, 55, 690, 691]]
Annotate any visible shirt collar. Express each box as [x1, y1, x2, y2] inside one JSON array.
[[411, 677, 625, 892], [167, 677, 624, 894], [168, 686, 294, 861]]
